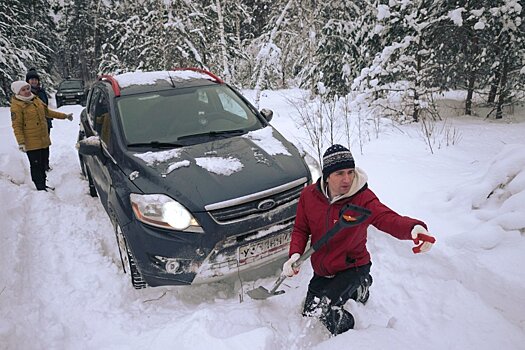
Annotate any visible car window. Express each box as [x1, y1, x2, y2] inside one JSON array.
[[117, 86, 262, 145], [87, 87, 111, 145], [94, 93, 111, 144], [59, 80, 83, 90], [216, 89, 248, 119], [88, 88, 101, 127]]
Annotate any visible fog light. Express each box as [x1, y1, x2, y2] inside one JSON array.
[[195, 248, 206, 257], [165, 259, 180, 274], [154, 255, 196, 274]]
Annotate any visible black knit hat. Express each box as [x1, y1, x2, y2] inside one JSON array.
[[25, 68, 40, 82], [322, 144, 355, 179]]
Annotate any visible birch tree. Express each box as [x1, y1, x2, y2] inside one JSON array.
[[253, 0, 294, 108]]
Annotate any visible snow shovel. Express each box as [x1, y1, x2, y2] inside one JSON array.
[[247, 203, 372, 300]]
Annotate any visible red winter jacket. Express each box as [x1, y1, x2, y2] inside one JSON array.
[[289, 168, 426, 277]]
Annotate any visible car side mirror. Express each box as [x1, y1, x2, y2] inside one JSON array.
[[260, 108, 273, 122], [77, 136, 103, 157]]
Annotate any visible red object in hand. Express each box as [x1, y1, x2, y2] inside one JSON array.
[[412, 233, 436, 254]]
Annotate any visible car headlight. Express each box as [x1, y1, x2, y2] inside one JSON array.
[[56, 92, 63, 96], [302, 152, 321, 183], [76, 92, 83, 95], [130, 193, 202, 232]]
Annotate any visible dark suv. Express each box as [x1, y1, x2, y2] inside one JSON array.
[[56, 78, 87, 107], [77, 68, 319, 289]]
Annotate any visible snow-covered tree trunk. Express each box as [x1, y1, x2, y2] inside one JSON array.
[[215, 0, 231, 83], [253, 0, 293, 108]]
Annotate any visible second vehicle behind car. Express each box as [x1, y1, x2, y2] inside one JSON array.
[[56, 78, 87, 107]]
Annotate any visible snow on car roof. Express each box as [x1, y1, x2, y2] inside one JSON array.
[[115, 70, 213, 88]]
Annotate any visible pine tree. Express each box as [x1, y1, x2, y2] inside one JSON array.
[[352, 0, 448, 122], [481, 0, 525, 118], [54, 0, 97, 81], [0, 0, 53, 105]]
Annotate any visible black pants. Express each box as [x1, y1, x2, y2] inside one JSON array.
[[306, 263, 371, 306], [43, 147, 50, 171], [26, 149, 47, 190]]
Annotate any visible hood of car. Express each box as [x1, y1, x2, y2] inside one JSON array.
[[124, 128, 308, 212]]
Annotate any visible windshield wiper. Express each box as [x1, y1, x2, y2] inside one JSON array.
[[177, 129, 245, 141], [127, 141, 184, 148]]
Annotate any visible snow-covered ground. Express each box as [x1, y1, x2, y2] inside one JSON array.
[[1, 89, 524, 350]]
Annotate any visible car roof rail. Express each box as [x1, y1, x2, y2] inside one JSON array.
[[99, 75, 121, 97], [172, 67, 224, 84]]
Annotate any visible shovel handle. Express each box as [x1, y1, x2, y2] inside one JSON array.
[[266, 274, 288, 295], [311, 204, 371, 251], [292, 203, 371, 269]]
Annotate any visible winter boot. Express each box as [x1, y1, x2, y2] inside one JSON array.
[[302, 291, 324, 317], [320, 302, 355, 335], [351, 274, 373, 304], [304, 293, 355, 335]]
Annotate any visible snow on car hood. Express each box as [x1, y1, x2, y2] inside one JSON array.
[[128, 127, 307, 211]]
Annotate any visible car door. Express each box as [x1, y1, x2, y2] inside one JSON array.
[[85, 86, 114, 208]]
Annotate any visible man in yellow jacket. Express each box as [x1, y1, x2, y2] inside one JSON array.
[[10, 81, 74, 191]]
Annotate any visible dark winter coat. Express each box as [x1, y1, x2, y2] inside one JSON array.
[[10, 96, 68, 151], [31, 85, 48, 105], [289, 168, 426, 277], [30, 85, 52, 129]]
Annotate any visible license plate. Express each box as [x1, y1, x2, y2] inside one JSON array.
[[238, 232, 290, 265], [66, 95, 75, 98]]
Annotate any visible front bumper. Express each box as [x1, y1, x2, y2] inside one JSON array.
[[123, 205, 297, 286], [57, 94, 85, 105]]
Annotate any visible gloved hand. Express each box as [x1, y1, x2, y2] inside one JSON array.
[[411, 225, 436, 254], [66, 113, 74, 121], [18, 144, 26, 152], [282, 253, 301, 277]]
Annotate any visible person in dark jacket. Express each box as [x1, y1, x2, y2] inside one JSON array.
[[10, 81, 73, 191], [283, 144, 435, 335], [26, 68, 53, 171]]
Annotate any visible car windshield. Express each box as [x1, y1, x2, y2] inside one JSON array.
[[60, 80, 83, 89], [117, 85, 264, 146]]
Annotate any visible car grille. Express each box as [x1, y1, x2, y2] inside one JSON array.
[[191, 218, 295, 283], [206, 177, 307, 223]]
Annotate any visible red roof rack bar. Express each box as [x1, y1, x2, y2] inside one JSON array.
[[172, 67, 224, 84], [99, 74, 121, 97]]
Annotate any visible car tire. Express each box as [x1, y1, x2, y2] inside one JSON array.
[[115, 224, 147, 289]]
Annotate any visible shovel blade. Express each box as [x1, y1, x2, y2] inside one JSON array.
[[247, 286, 285, 300]]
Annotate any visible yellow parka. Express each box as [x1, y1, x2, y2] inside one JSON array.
[[10, 96, 68, 151]]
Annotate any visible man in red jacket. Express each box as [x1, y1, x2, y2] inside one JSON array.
[[283, 144, 435, 335]]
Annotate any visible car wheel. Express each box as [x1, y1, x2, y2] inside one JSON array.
[[115, 224, 147, 289]]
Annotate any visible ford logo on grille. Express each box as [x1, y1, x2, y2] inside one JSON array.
[[257, 199, 276, 211]]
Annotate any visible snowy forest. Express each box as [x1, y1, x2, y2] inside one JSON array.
[[1, 0, 524, 120], [2, 2, 525, 347]]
